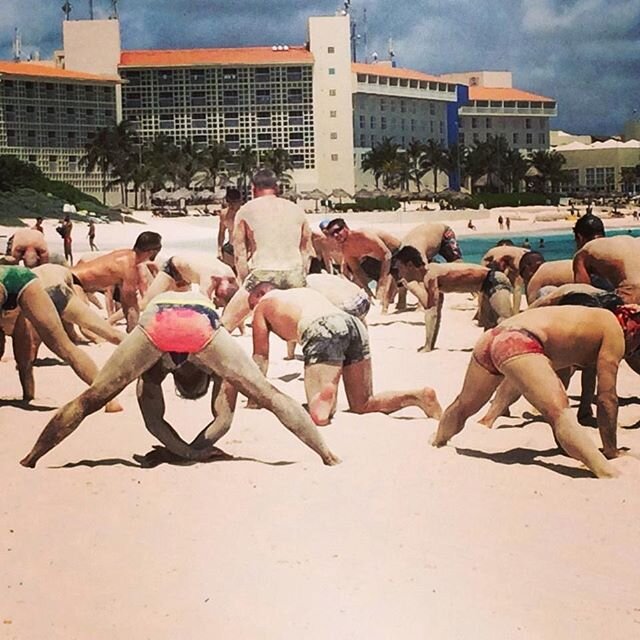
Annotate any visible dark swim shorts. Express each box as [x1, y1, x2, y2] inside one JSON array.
[[300, 313, 370, 366], [481, 270, 512, 297]]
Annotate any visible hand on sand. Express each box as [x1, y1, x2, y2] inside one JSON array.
[[601, 446, 630, 460], [105, 399, 124, 413], [246, 398, 261, 409], [429, 432, 447, 448], [323, 451, 342, 466], [19, 454, 37, 469], [135, 445, 228, 468]]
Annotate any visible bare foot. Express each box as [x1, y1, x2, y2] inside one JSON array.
[[105, 399, 123, 413], [19, 455, 36, 468], [420, 388, 442, 420], [322, 451, 342, 465], [477, 413, 496, 429], [310, 384, 335, 426], [417, 345, 433, 353]]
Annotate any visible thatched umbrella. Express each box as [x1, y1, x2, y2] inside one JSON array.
[[330, 187, 352, 204], [151, 189, 169, 203], [473, 174, 504, 189], [370, 188, 385, 198], [417, 188, 433, 200], [196, 189, 215, 203], [167, 187, 194, 203], [282, 189, 300, 202], [304, 188, 328, 212], [354, 188, 374, 199]]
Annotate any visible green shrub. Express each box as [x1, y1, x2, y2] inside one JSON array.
[[333, 196, 401, 213], [468, 192, 561, 209]]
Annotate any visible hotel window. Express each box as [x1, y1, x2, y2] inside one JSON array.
[[68, 156, 77, 172], [49, 155, 58, 172], [291, 154, 305, 168], [485, 117, 492, 128], [328, 68, 336, 75], [411, 119, 416, 131], [4, 105, 15, 121], [330, 132, 338, 140], [225, 134, 240, 150], [513, 132, 519, 144], [459, 132, 465, 144], [159, 92, 173, 107], [473, 132, 479, 143], [471, 117, 478, 129], [47, 130, 57, 142], [25, 82, 35, 98], [331, 154, 338, 161], [256, 89, 271, 105], [327, 46, 335, 53], [158, 70, 173, 84], [429, 103, 436, 116], [370, 116, 376, 129], [330, 110, 337, 118], [370, 135, 376, 145], [6, 129, 16, 146], [439, 121, 444, 133], [289, 132, 304, 147], [255, 68, 270, 82], [380, 99, 386, 111], [257, 112, 271, 126], [526, 133, 533, 145], [257, 133, 272, 148], [329, 89, 336, 96], [223, 90, 239, 105], [430, 121, 434, 133], [359, 134, 366, 146], [400, 119, 405, 130], [27, 130, 36, 142], [525, 118, 532, 129], [288, 111, 303, 126], [224, 112, 239, 127], [159, 114, 174, 129], [400, 100, 406, 113], [192, 113, 207, 128], [193, 135, 208, 144], [538, 133, 546, 145], [381, 117, 387, 130], [67, 131, 76, 143], [191, 91, 206, 106], [288, 88, 303, 103], [126, 92, 142, 108], [287, 67, 303, 81], [359, 114, 365, 128], [28, 155, 37, 163], [222, 68, 238, 82], [190, 70, 205, 84]]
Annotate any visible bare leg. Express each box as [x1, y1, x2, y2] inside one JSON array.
[[418, 296, 443, 353], [343, 359, 442, 419], [304, 362, 342, 426], [18, 283, 122, 413], [578, 367, 596, 424], [285, 340, 297, 360], [220, 286, 251, 333], [477, 378, 521, 428], [499, 355, 616, 478], [13, 315, 40, 402], [433, 359, 503, 446], [395, 284, 408, 312], [63, 297, 126, 345], [20, 328, 161, 468], [489, 289, 514, 322], [190, 328, 340, 465]]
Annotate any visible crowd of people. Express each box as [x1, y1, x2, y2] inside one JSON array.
[[2, 168, 639, 479]]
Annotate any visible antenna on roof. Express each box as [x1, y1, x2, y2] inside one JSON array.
[[62, 1, 72, 20], [363, 7, 368, 63], [12, 28, 22, 62], [110, 0, 119, 19], [89, 0, 94, 19], [388, 37, 396, 67]]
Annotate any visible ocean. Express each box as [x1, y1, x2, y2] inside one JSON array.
[[457, 228, 638, 264]]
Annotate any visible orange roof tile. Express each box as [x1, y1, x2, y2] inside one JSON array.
[[352, 62, 443, 84], [468, 86, 554, 103], [120, 46, 314, 68], [0, 61, 120, 83]]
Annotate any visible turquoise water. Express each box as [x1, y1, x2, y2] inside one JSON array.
[[457, 228, 639, 264]]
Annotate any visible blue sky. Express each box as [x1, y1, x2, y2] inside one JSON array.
[[2, 0, 638, 136]]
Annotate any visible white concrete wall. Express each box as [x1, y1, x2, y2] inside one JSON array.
[[308, 15, 355, 194]]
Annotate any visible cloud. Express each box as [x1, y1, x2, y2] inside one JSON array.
[[0, 0, 637, 135]]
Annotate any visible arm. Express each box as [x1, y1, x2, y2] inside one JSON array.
[[232, 218, 249, 282], [345, 256, 374, 296], [121, 268, 140, 333], [251, 304, 271, 377], [376, 248, 393, 313], [300, 221, 313, 272], [189, 377, 238, 451], [217, 213, 227, 258], [573, 251, 591, 285], [595, 334, 624, 457], [137, 371, 206, 460]]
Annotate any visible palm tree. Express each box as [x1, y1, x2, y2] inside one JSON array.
[[231, 146, 257, 197], [502, 148, 530, 193], [202, 142, 231, 188], [531, 149, 566, 193], [262, 147, 294, 187], [420, 139, 449, 193], [81, 126, 116, 204], [466, 135, 510, 193], [173, 139, 207, 188], [620, 165, 640, 193], [361, 137, 399, 188], [406, 139, 426, 192], [144, 134, 181, 192]]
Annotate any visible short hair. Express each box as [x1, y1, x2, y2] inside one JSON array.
[[133, 231, 162, 252], [248, 281, 277, 308], [251, 168, 277, 190], [225, 187, 242, 203], [325, 217, 347, 233], [392, 245, 426, 268], [173, 363, 211, 400], [496, 239, 514, 247], [518, 251, 545, 277], [574, 214, 605, 240]]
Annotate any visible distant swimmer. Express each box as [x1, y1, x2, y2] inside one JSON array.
[[0, 265, 120, 410], [9, 228, 50, 267], [248, 284, 442, 426], [399, 222, 463, 263], [20, 290, 340, 468], [324, 218, 400, 313], [221, 169, 312, 332], [71, 231, 162, 332], [573, 235, 640, 303], [432, 305, 640, 478], [217, 187, 243, 270], [392, 246, 514, 351]]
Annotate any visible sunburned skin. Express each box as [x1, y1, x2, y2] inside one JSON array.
[[482, 246, 530, 280], [10, 229, 50, 267], [401, 222, 454, 261], [425, 262, 490, 293], [311, 231, 343, 272], [526, 260, 574, 303], [574, 236, 640, 303]]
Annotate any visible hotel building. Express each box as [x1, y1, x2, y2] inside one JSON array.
[[0, 12, 557, 200]]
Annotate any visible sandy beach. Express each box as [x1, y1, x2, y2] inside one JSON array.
[[2, 206, 640, 639]]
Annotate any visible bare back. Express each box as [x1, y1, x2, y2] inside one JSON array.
[[234, 195, 307, 271], [342, 229, 392, 262], [526, 260, 574, 303], [33, 263, 73, 288], [574, 236, 640, 293], [427, 262, 488, 293], [171, 252, 235, 285], [71, 249, 137, 291], [401, 222, 448, 260]]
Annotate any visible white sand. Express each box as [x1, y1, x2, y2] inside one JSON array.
[[2, 207, 640, 639]]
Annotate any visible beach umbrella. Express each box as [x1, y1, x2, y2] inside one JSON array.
[[196, 189, 215, 203], [330, 187, 352, 203], [525, 166, 541, 178], [417, 188, 433, 200], [354, 188, 374, 199], [473, 174, 504, 189], [369, 188, 385, 198], [151, 189, 169, 203], [282, 189, 300, 202], [304, 188, 328, 212]]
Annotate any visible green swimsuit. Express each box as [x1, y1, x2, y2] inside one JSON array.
[[0, 266, 38, 310]]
